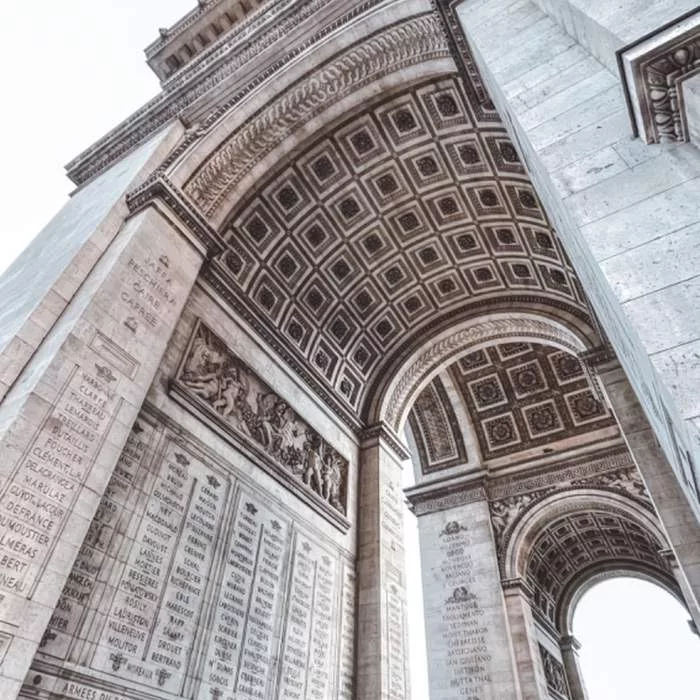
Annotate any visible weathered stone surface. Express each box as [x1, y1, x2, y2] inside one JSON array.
[[0, 1, 699, 698]]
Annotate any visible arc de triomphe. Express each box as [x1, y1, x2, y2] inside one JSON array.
[[0, 1, 699, 699]]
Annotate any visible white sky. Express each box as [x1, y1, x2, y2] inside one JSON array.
[[1, 2, 699, 699]]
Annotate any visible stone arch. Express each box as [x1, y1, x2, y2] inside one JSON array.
[[556, 561, 683, 639], [504, 490, 667, 581], [370, 310, 596, 433], [170, 12, 453, 226], [154, 8, 602, 434], [503, 489, 674, 631]]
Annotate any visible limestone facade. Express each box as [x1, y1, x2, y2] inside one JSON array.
[[0, 1, 698, 699]]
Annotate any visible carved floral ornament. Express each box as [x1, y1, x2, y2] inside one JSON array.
[[172, 320, 349, 518], [621, 13, 700, 144]]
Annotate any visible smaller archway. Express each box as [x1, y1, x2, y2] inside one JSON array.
[[502, 490, 689, 700], [572, 577, 700, 699]]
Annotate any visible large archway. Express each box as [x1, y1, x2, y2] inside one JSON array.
[[3, 1, 699, 699], [402, 337, 694, 699]]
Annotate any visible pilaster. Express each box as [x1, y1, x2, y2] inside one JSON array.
[[409, 484, 522, 700], [592, 358, 700, 616], [356, 423, 411, 700], [502, 579, 549, 700], [560, 635, 588, 700]]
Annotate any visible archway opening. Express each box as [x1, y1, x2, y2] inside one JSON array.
[[572, 577, 700, 699]]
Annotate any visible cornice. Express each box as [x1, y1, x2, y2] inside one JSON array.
[[360, 423, 411, 461], [125, 174, 226, 257], [619, 8, 700, 143], [65, 0, 392, 187]]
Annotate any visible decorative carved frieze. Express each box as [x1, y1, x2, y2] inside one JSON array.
[[571, 466, 651, 506], [125, 174, 225, 256], [538, 644, 570, 698], [172, 320, 350, 522], [489, 489, 555, 547], [620, 11, 700, 143], [360, 422, 411, 461], [408, 483, 486, 516], [486, 448, 656, 566]]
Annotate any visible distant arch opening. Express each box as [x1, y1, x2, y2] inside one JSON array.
[[572, 577, 700, 700]]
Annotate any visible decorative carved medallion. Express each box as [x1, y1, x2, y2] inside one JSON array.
[[451, 343, 614, 461], [172, 320, 349, 517]]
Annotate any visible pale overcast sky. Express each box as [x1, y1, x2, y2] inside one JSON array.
[[1, 2, 699, 699]]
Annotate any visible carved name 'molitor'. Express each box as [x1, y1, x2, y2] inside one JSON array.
[[174, 321, 348, 515]]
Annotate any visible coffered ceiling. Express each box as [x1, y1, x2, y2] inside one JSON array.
[[203, 76, 594, 423], [526, 511, 670, 626], [408, 342, 616, 473]]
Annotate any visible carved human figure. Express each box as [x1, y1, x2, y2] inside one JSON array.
[[489, 499, 510, 539], [183, 334, 210, 376], [322, 452, 344, 511], [181, 339, 225, 401], [257, 393, 293, 457], [212, 365, 249, 430], [303, 431, 324, 495], [600, 469, 647, 499]]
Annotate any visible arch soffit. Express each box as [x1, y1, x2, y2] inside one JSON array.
[[161, 6, 601, 432], [170, 10, 452, 226], [373, 311, 594, 432], [503, 489, 669, 583]]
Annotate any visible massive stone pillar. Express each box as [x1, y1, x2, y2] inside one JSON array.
[[356, 425, 411, 700], [451, 0, 700, 504], [0, 176, 210, 698], [560, 635, 588, 700], [591, 355, 700, 612], [502, 580, 549, 700], [409, 485, 522, 700]]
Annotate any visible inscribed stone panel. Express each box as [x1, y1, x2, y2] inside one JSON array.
[[25, 406, 354, 700]]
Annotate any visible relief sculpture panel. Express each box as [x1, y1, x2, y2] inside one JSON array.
[[24, 406, 355, 700], [172, 320, 349, 526]]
